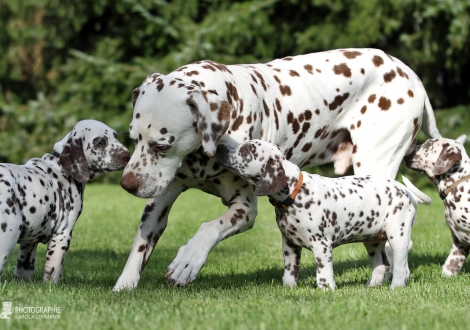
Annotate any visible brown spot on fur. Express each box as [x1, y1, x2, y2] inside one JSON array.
[[368, 94, 376, 104], [372, 55, 384, 67], [397, 98, 404, 105], [289, 70, 300, 77], [329, 93, 350, 111], [343, 51, 362, 59], [360, 105, 367, 114], [397, 67, 404, 77], [232, 116, 244, 131], [408, 90, 414, 97], [412, 117, 419, 137], [302, 142, 312, 152], [304, 64, 314, 74], [378, 97, 392, 111], [333, 63, 352, 78], [384, 70, 396, 83]]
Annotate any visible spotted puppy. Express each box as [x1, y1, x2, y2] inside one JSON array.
[[216, 139, 430, 289], [405, 138, 470, 276], [0, 120, 130, 283]]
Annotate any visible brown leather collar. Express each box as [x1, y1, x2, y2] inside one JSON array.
[[269, 172, 303, 209], [440, 174, 470, 200]]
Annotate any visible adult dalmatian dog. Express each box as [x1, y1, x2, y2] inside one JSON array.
[[0, 120, 130, 283], [405, 138, 470, 276], [114, 48, 441, 291], [216, 139, 431, 289]]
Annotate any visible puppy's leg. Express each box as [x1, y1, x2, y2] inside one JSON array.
[[0, 221, 21, 283], [384, 240, 413, 282], [312, 239, 335, 290], [14, 243, 38, 281], [43, 230, 72, 283], [387, 219, 413, 288], [442, 237, 469, 276], [281, 237, 302, 287], [363, 241, 387, 286]]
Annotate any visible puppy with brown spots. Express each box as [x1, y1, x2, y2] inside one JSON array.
[[405, 137, 470, 276], [217, 139, 430, 289], [0, 120, 130, 283]]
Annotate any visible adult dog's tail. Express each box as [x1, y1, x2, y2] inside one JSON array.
[[421, 95, 442, 139], [402, 176, 432, 205]]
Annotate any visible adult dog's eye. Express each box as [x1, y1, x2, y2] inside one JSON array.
[[93, 137, 107, 149], [149, 142, 170, 155]]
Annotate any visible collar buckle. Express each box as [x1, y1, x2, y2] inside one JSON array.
[[269, 172, 303, 209]]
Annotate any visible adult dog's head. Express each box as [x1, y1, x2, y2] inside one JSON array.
[[120, 73, 232, 198]]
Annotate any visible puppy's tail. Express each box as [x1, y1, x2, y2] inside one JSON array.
[[402, 176, 432, 205]]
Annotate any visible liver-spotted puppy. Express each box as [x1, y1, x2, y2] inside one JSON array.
[[0, 120, 130, 283], [405, 138, 470, 276], [114, 48, 441, 291], [216, 139, 430, 289]]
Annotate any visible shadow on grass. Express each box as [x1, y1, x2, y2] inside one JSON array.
[[3, 247, 466, 291]]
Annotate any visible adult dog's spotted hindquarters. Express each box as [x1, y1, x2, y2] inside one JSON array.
[[0, 120, 130, 283], [216, 139, 431, 289], [405, 138, 470, 276], [114, 48, 441, 291]]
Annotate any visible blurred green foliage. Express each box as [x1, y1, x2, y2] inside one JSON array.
[[0, 0, 469, 186]]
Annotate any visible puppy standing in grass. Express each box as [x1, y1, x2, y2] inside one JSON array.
[[216, 139, 430, 289], [405, 138, 470, 276], [0, 120, 130, 283]]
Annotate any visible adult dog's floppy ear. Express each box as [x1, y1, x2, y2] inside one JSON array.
[[254, 156, 288, 196], [59, 133, 90, 183], [433, 143, 462, 176], [187, 90, 231, 157]]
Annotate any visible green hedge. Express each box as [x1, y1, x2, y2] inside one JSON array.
[[0, 0, 469, 186]]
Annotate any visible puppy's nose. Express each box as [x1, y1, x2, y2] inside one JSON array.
[[121, 150, 131, 164], [121, 172, 140, 194], [215, 144, 229, 162]]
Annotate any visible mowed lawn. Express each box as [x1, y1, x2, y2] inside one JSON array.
[[1, 183, 469, 330]]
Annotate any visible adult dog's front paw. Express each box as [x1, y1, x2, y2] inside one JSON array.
[[165, 241, 208, 286]]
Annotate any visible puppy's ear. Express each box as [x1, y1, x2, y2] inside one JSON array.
[[59, 134, 90, 183], [254, 157, 288, 196], [433, 143, 462, 176], [187, 90, 231, 157]]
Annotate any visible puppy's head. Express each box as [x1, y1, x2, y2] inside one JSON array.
[[216, 139, 288, 196], [404, 138, 464, 184], [54, 120, 130, 183]]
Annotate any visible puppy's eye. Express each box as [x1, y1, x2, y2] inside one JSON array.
[[93, 137, 107, 149], [239, 145, 251, 158]]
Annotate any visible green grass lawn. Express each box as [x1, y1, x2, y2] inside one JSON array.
[[1, 183, 469, 330]]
